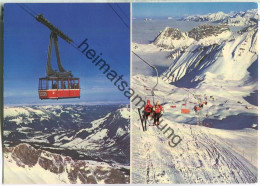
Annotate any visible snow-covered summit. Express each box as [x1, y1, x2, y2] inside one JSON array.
[[188, 24, 230, 41], [162, 24, 257, 84], [153, 27, 193, 49], [182, 9, 258, 26], [4, 143, 129, 184], [153, 24, 232, 50]]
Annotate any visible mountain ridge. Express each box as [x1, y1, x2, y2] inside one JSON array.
[[181, 9, 258, 26]]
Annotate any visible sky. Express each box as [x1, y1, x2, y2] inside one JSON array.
[[4, 3, 130, 105], [133, 2, 258, 18]]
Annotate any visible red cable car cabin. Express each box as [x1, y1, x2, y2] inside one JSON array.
[[38, 77, 80, 99]]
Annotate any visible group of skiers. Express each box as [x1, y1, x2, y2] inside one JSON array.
[[143, 100, 164, 125], [193, 100, 208, 112]]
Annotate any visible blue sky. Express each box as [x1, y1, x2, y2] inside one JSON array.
[[4, 3, 130, 105], [133, 2, 258, 18]]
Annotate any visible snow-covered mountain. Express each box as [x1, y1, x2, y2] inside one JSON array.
[[153, 24, 231, 50], [4, 143, 129, 184], [131, 73, 257, 183], [153, 27, 194, 49], [184, 11, 229, 22], [3, 104, 130, 184], [182, 9, 258, 26], [161, 24, 257, 85], [132, 15, 257, 184]]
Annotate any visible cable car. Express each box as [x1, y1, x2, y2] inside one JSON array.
[[35, 14, 80, 100], [38, 77, 80, 99]]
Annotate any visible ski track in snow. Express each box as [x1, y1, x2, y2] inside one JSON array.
[[131, 61, 257, 184], [132, 108, 257, 183]]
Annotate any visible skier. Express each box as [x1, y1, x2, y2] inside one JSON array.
[[194, 105, 198, 112], [143, 100, 153, 130], [153, 101, 163, 125]]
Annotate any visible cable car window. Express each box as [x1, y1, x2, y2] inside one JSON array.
[[75, 79, 79, 89], [63, 80, 68, 89], [47, 80, 51, 89], [39, 79, 47, 90], [51, 80, 58, 89], [70, 80, 75, 89], [58, 80, 62, 89]]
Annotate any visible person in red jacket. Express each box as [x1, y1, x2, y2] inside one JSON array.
[[143, 100, 153, 131], [153, 101, 163, 125], [144, 100, 153, 118]]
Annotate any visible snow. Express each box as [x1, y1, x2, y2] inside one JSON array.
[[116, 128, 126, 136], [90, 129, 108, 141], [61, 113, 112, 149], [3, 147, 126, 184], [119, 107, 130, 119], [131, 15, 258, 183], [197, 30, 232, 45], [24, 107, 44, 115], [131, 75, 258, 183], [91, 113, 111, 128], [61, 137, 84, 148], [9, 117, 23, 125], [3, 105, 130, 183], [161, 26, 257, 83], [4, 157, 68, 184], [183, 9, 258, 26], [153, 27, 195, 49], [4, 107, 30, 117]]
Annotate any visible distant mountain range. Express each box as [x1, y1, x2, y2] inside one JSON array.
[[180, 9, 258, 26], [153, 24, 232, 50], [154, 23, 257, 85], [3, 104, 130, 184], [152, 19, 258, 90]]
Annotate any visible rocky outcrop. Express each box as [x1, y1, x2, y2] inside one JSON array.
[[11, 143, 41, 167], [153, 27, 192, 49], [161, 23, 257, 84], [156, 27, 184, 41], [5, 143, 130, 184], [188, 24, 230, 41], [153, 24, 231, 50]]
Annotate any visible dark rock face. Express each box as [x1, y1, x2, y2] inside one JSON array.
[[3, 105, 130, 165], [161, 27, 184, 40], [38, 153, 64, 174], [188, 24, 230, 41], [11, 143, 41, 167], [3, 105, 130, 183], [238, 25, 258, 35], [153, 24, 231, 50], [153, 27, 185, 48], [5, 143, 130, 184], [103, 169, 128, 184]]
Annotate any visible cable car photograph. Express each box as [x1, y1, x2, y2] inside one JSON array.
[[35, 14, 80, 100], [38, 77, 80, 99]]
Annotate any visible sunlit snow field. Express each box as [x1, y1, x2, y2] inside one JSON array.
[[131, 18, 258, 184]]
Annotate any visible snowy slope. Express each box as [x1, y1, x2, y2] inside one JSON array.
[[131, 75, 257, 183], [4, 143, 129, 184], [182, 9, 258, 26], [184, 11, 229, 22], [58, 107, 130, 165], [153, 27, 195, 49], [131, 18, 257, 183], [3, 105, 130, 183], [153, 24, 232, 50], [161, 25, 257, 84]]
